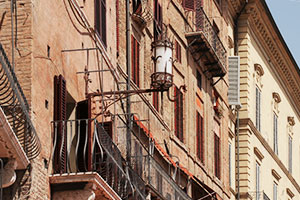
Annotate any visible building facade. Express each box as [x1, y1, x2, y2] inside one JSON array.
[[228, 0, 300, 199], [0, 0, 231, 199], [1, 0, 300, 200]]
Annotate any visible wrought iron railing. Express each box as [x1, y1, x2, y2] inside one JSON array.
[[116, 115, 192, 200], [51, 119, 146, 199], [0, 43, 41, 160], [193, 6, 227, 70]]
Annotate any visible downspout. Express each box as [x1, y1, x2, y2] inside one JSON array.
[[126, 0, 132, 164], [234, 1, 248, 200]]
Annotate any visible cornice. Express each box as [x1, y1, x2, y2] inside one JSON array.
[[239, 118, 300, 193], [246, 2, 300, 117]]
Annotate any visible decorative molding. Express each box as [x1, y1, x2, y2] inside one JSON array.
[[239, 118, 300, 193], [254, 147, 264, 161], [247, 3, 300, 119], [288, 116, 295, 126], [254, 63, 264, 77], [271, 169, 281, 181], [272, 92, 281, 103], [287, 188, 295, 198]]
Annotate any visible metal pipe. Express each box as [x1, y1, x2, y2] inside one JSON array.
[[126, 0, 132, 164], [234, 0, 248, 56], [236, 105, 241, 200]]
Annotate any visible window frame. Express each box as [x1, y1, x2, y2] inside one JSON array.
[[174, 86, 184, 142], [196, 111, 204, 163]]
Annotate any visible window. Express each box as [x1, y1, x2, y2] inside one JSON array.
[[174, 86, 183, 142], [214, 133, 220, 179], [273, 113, 278, 155], [95, 0, 106, 46], [196, 111, 204, 163], [197, 70, 202, 89], [153, 91, 159, 111], [256, 163, 260, 200], [131, 35, 140, 87], [288, 135, 292, 173], [182, 0, 195, 10], [154, 0, 162, 40], [273, 182, 278, 200], [255, 87, 261, 132], [175, 40, 181, 63]]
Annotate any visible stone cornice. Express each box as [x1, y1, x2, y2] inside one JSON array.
[[239, 118, 300, 193], [246, 1, 300, 117]]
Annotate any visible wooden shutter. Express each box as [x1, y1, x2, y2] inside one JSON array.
[[95, 0, 106, 46], [174, 87, 183, 142], [154, 0, 162, 40], [214, 134, 220, 179], [153, 91, 159, 111], [196, 111, 204, 163], [183, 0, 195, 10], [131, 35, 140, 87], [53, 75, 67, 173], [175, 40, 181, 63]]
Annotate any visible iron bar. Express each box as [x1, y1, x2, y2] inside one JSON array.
[[90, 88, 163, 97], [61, 47, 98, 52], [76, 69, 110, 74]]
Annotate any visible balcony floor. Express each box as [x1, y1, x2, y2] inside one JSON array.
[[186, 31, 226, 77], [50, 172, 121, 200], [0, 107, 29, 169]]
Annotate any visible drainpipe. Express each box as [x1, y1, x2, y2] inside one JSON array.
[[234, 0, 248, 56], [126, 0, 132, 164], [234, 1, 248, 200]]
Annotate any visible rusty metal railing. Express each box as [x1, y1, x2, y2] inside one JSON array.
[[193, 6, 227, 71], [0, 43, 41, 160], [51, 119, 146, 199]]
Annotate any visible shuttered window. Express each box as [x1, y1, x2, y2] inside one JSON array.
[[153, 91, 159, 111], [175, 40, 181, 63], [255, 87, 261, 132], [174, 87, 183, 142], [154, 0, 162, 40], [95, 0, 106, 46], [131, 35, 140, 87], [53, 75, 67, 173], [196, 111, 204, 163], [288, 135, 292, 173], [273, 182, 277, 200], [256, 163, 260, 200], [214, 134, 220, 179], [182, 0, 195, 10], [273, 113, 278, 155]]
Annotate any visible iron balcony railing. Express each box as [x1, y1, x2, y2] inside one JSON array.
[[117, 115, 192, 200], [194, 6, 227, 71], [51, 119, 146, 199], [0, 43, 41, 160]]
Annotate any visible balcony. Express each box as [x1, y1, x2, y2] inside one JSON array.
[[50, 119, 146, 199], [185, 7, 227, 77], [0, 43, 41, 169]]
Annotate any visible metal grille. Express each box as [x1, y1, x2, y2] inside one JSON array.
[[0, 43, 41, 160]]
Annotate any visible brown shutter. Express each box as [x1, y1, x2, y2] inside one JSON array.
[[53, 75, 67, 173], [214, 134, 220, 179], [179, 90, 183, 142], [131, 36, 140, 87], [101, 0, 106, 46], [95, 0, 106, 46], [153, 92, 159, 111], [196, 112, 204, 163], [183, 0, 195, 10], [174, 87, 178, 138]]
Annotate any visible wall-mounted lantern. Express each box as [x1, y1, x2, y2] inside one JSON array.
[[151, 39, 173, 91]]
